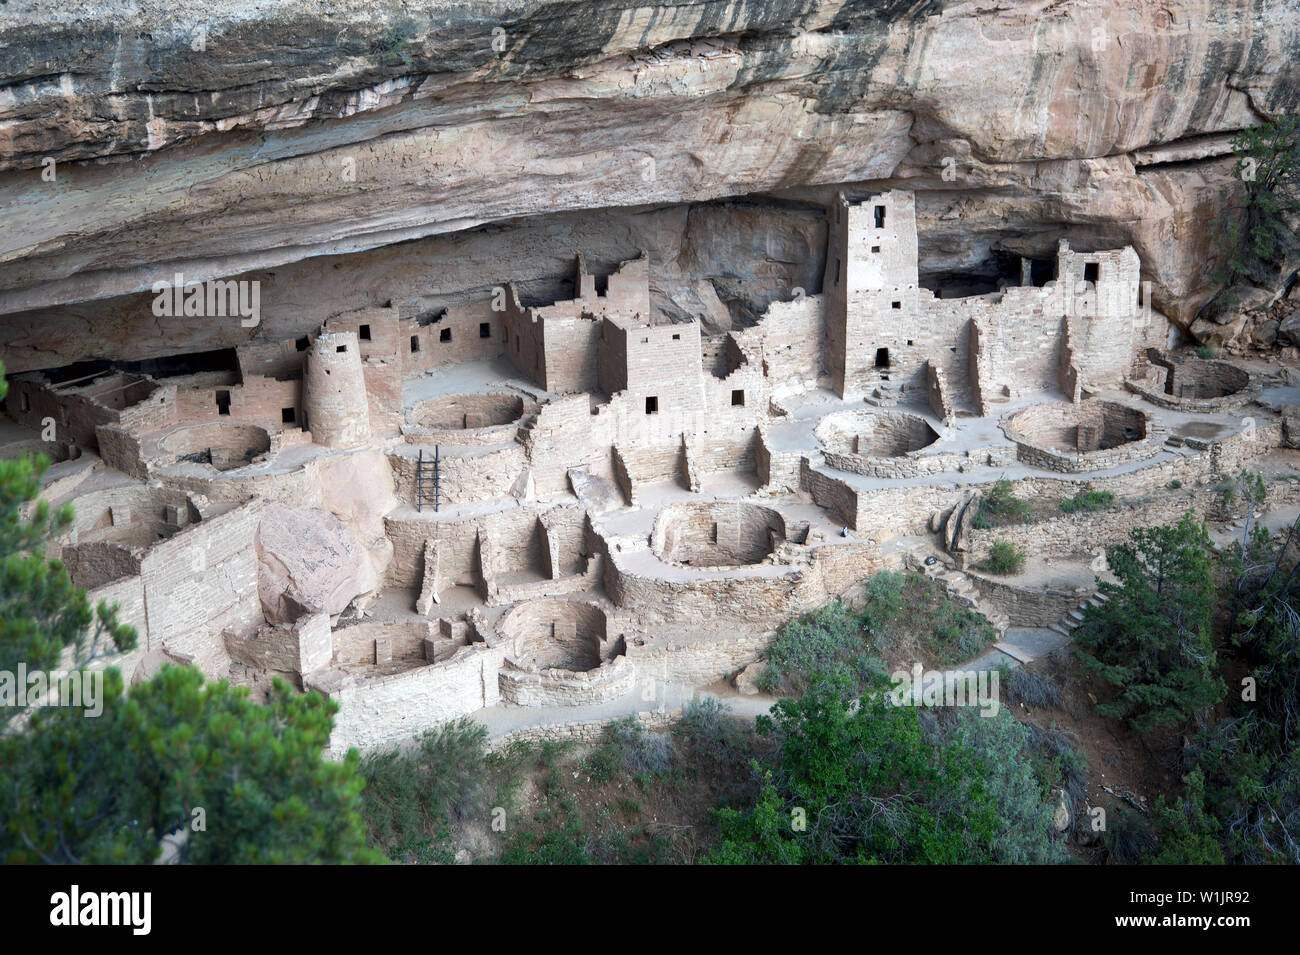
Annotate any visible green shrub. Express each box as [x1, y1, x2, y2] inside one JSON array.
[[974, 477, 1031, 527], [1168, 479, 1183, 489], [758, 600, 886, 697], [360, 718, 492, 864], [1060, 489, 1116, 513], [976, 540, 1027, 575], [1195, 345, 1215, 360]]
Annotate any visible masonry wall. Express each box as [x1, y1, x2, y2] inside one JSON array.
[[321, 644, 506, 756], [733, 293, 824, 390], [387, 443, 527, 507], [136, 502, 263, 677], [403, 299, 506, 373], [385, 504, 569, 590]]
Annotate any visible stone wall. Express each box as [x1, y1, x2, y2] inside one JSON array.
[[318, 642, 506, 757], [387, 442, 527, 508], [136, 501, 264, 677], [968, 573, 1083, 627]]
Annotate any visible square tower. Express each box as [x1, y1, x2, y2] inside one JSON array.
[[824, 190, 921, 398]]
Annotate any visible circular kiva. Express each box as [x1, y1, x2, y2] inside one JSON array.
[[159, 421, 271, 471]]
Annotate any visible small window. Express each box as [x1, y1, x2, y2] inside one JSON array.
[[891, 301, 901, 309], [645, 396, 658, 415], [1084, 262, 1099, 284], [358, 324, 371, 341], [907, 340, 913, 346], [834, 258, 841, 285], [672, 333, 680, 340], [871, 245, 880, 254], [440, 328, 452, 343], [281, 407, 296, 424], [336, 345, 347, 353], [410, 335, 420, 353], [295, 336, 309, 352], [874, 348, 890, 369], [479, 322, 491, 339], [641, 337, 649, 344], [216, 390, 231, 416], [731, 389, 745, 407], [874, 205, 886, 228]]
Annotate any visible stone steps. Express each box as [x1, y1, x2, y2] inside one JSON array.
[[928, 567, 1008, 633]]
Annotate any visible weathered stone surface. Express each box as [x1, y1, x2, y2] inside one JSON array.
[[256, 501, 378, 625], [733, 660, 766, 696], [1279, 312, 1300, 349], [317, 450, 398, 580], [0, 0, 1297, 370]]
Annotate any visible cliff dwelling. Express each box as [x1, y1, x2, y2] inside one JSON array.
[[3, 183, 1291, 756]]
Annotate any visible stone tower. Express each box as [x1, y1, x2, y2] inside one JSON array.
[[304, 331, 370, 448], [824, 190, 921, 399]]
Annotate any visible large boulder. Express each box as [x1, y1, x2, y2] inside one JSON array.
[[317, 450, 398, 581], [1279, 311, 1300, 349], [256, 502, 378, 625]]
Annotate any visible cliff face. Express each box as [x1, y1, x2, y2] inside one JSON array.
[[1, 0, 1298, 371]]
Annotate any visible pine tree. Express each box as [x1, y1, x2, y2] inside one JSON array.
[[1075, 512, 1225, 733]]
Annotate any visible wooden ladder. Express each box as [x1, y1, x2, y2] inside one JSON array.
[[416, 446, 440, 512]]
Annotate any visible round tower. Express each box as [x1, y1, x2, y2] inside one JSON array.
[[303, 331, 370, 448]]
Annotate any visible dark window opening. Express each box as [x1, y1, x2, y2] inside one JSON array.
[[645, 395, 658, 415], [874, 205, 886, 228], [216, 390, 231, 416], [410, 335, 420, 353], [834, 258, 841, 285], [1084, 262, 1099, 284], [336, 345, 347, 353], [1137, 283, 1144, 306], [907, 340, 914, 346], [1029, 258, 1055, 287], [891, 301, 901, 310], [479, 322, 491, 339], [731, 389, 745, 407], [871, 245, 880, 254], [358, 324, 371, 341], [672, 333, 680, 340], [281, 407, 296, 424], [295, 337, 309, 352], [439, 328, 452, 343], [874, 348, 890, 369]]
